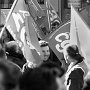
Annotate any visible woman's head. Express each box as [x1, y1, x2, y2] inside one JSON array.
[[63, 44, 84, 64]]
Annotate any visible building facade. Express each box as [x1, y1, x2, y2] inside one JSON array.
[[0, 0, 89, 24]]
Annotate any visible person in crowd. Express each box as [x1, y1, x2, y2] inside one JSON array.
[[39, 40, 50, 62], [63, 44, 87, 90], [51, 20, 60, 31], [39, 61, 66, 90], [83, 78, 90, 90], [5, 41, 26, 69], [39, 40, 62, 66], [0, 59, 21, 90], [19, 66, 66, 90]]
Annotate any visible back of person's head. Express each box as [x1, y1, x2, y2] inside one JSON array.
[[5, 41, 22, 55], [64, 44, 84, 63], [19, 67, 59, 90], [0, 60, 21, 90], [5, 41, 26, 68]]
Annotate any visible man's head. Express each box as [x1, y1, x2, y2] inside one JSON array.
[[39, 40, 50, 61]]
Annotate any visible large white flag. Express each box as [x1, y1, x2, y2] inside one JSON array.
[[70, 5, 90, 72]]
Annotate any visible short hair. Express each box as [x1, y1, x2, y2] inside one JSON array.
[[19, 68, 58, 90], [39, 40, 49, 47]]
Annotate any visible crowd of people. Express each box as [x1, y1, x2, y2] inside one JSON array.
[[0, 25, 90, 90]]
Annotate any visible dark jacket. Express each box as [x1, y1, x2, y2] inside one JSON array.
[[65, 64, 84, 90]]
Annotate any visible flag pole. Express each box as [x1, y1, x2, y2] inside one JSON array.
[[0, 0, 18, 38], [46, 0, 51, 31]]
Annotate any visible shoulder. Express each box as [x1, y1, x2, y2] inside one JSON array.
[[70, 67, 84, 78]]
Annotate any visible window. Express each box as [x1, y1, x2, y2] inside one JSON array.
[[0, 0, 4, 9], [0, 0, 14, 9], [37, 0, 45, 5]]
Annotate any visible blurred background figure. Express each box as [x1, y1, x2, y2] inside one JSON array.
[[0, 59, 21, 90], [83, 78, 90, 90], [19, 66, 66, 90]]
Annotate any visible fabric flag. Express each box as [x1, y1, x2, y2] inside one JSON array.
[[27, 0, 50, 39], [70, 5, 88, 77], [45, 0, 61, 31], [6, 0, 42, 64], [70, 5, 90, 71], [44, 5, 90, 61], [26, 0, 45, 19], [45, 21, 70, 60]]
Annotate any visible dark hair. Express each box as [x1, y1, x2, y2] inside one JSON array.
[[5, 41, 24, 58], [5, 41, 26, 68], [39, 40, 49, 47], [19, 68, 58, 90], [66, 45, 84, 63]]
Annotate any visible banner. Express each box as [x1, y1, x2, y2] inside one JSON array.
[[6, 0, 41, 64], [45, 21, 70, 60]]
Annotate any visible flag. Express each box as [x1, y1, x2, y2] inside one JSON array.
[[6, 0, 42, 64], [45, 0, 61, 31], [26, 0, 45, 19], [27, 0, 50, 39], [44, 5, 90, 62], [70, 5, 90, 70], [45, 21, 70, 60]]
